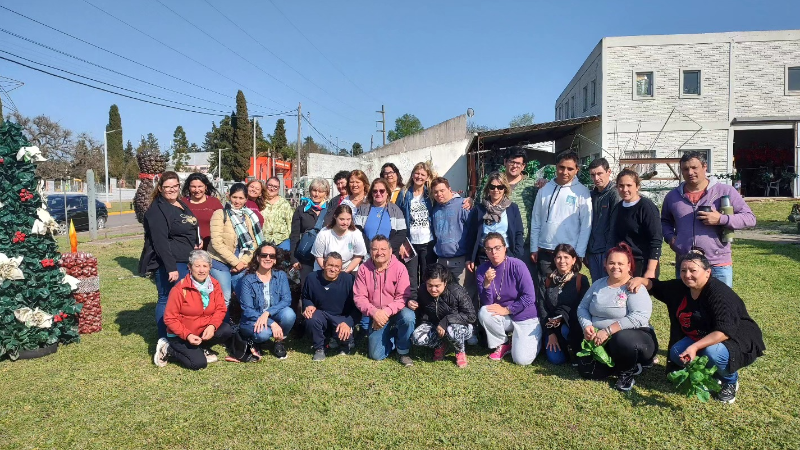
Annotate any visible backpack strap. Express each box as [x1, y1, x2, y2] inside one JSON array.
[[312, 209, 327, 231]]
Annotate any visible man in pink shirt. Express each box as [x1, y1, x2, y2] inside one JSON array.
[[354, 234, 416, 366]]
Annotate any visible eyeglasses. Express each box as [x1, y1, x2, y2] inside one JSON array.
[[488, 184, 505, 191], [325, 265, 342, 271], [372, 189, 387, 194], [258, 253, 277, 259], [382, 171, 395, 177], [484, 244, 505, 253], [162, 184, 180, 191], [266, 184, 279, 190], [506, 160, 525, 167]]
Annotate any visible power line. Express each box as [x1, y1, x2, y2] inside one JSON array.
[[202, 0, 363, 115], [80, 0, 286, 110], [302, 114, 340, 152], [267, 0, 380, 104], [153, 0, 360, 125]]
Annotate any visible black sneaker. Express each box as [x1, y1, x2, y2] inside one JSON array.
[[398, 354, 414, 367], [615, 363, 642, 392], [312, 348, 326, 362], [273, 341, 288, 360], [716, 381, 739, 404]]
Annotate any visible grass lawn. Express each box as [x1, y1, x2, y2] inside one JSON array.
[[1, 205, 799, 449]]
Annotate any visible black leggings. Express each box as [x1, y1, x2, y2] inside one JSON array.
[[168, 322, 234, 370], [604, 327, 658, 372]]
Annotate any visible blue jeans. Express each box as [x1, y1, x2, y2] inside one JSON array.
[[676, 264, 733, 288], [367, 307, 416, 361], [545, 324, 571, 365], [669, 336, 738, 384], [585, 253, 607, 282], [240, 307, 297, 343], [211, 259, 247, 306], [155, 263, 190, 339], [277, 239, 290, 251]]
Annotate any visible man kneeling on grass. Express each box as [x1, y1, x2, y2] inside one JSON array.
[[302, 252, 360, 361], [354, 235, 416, 366], [157, 250, 233, 370]]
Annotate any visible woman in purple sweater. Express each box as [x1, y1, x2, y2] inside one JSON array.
[[477, 232, 541, 365]]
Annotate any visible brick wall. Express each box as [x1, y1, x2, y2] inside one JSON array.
[[733, 40, 800, 116]]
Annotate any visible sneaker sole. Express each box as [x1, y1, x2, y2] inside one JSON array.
[[616, 378, 636, 392], [154, 340, 169, 367]]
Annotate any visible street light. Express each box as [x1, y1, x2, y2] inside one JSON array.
[[252, 114, 263, 181], [218, 147, 231, 193], [104, 128, 122, 204]]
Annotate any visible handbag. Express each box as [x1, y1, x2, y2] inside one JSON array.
[[294, 210, 327, 264]]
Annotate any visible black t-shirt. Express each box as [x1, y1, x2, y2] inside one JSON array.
[[674, 293, 713, 342], [612, 197, 663, 262]]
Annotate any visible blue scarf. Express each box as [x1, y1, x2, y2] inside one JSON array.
[[301, 197, 327, 213], [191, 276, 214, 309]]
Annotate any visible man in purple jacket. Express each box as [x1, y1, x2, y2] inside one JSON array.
[[661, 152, 756, 287]]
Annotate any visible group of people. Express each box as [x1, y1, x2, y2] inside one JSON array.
[[138, 149, 765, 403]]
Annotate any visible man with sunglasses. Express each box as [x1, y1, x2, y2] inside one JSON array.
[[302, 252, 359, 361]]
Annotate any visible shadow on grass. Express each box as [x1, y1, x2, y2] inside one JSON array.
[[739, 238, 800, 263], [116, 302, 158, 353], [114, 256, 143, 277]]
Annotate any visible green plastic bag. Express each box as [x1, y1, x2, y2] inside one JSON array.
[[667, 355, 721, 402]]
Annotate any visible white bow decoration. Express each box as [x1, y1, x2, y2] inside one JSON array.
[[0, 253, 24, 282], [32, 208, 59, 235], [14, 307, 53, 329], [16, 146, 47, 163], [62, 274, 80, 291]]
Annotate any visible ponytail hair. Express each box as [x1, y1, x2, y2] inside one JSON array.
[[606, 242, 636, 276]]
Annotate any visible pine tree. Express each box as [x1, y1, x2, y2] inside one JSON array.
[[122, 140, 135, 185], [351, 142, 363, 156], [106, 105, 123, 180], [231, 91, 252, 181], [272, 119, 288, 157], [170, 126, 190, 172], [204, 116, 234, 179], [0, 121, 81, 360]]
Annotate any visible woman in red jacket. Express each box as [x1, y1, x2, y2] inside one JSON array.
[[156, 250, 233, 370]]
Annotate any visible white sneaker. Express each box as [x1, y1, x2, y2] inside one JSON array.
[[203, 349, 219, 364], [154, 338, 170, 367]]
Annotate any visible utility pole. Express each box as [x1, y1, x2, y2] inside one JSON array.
[[295, 102, 301, 200], [370, 135, 373, 152], [376, 104, 386, 147]]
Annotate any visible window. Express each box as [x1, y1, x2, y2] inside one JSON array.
[[787, 66, 800, 95], [682, 150, 712, 172], [565, 100, 569, 119], [571, 95, 575, 118], [583, 86, 588, 112], [591, 79, 597, 106], [633, 71, 654, 99], [681, 69, 701, 97], [624, 150, 657, 173]]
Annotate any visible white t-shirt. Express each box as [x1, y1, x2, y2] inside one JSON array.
[[408, 195, 433, 245], [311, 227, 367, 271]]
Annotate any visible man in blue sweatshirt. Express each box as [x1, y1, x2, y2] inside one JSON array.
[[430, 177, 472, 285], [302, 252, 360, 361]]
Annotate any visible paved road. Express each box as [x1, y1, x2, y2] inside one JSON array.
[[77, 212, 142, 238]]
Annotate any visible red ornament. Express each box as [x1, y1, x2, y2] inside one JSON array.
[[12, 231, 26, 243], [0, 157, 4, 163], [41, 259, 55, 268], [18, 189, 33, 202], [53, 312, 68, 323]]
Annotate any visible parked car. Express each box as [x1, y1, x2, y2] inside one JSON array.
[[46, 194, 108, 235]]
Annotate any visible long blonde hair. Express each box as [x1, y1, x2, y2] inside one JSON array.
[[407, 161, 437, 194], [481, 171, 512, 202]]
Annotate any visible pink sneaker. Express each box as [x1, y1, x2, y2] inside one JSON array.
[[433, 343, 447, 362], [456, 352, 468, 368], [488, 342, 512, 361]]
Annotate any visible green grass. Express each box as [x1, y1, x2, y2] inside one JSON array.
[[747, 199, 799, 234], [1, 205, 799, 449], [104, 201, 133, 214]]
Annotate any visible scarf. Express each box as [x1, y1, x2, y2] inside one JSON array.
[[482, 197, 512, 225], [301, 197, 327, 212], [547, 271, 573, 309], [226, 204, 264, 252], [191, 276, 215, 309]]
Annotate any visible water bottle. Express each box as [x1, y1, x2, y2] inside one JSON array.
[[720, 195, 734, 243]]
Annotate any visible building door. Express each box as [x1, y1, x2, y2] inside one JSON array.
[[732, 128, 796, 197]]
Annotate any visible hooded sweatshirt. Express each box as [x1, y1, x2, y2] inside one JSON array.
[[588, 181, 621, 254], [431, 194, 472, 258], [353, 254, 411, 318], [660, 177, 756, 266], [529, 179, 592, 257]]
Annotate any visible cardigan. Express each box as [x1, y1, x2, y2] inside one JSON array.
[[648, 277, 765, 373], [466, 202, 525, 261], [138, 196, 199, 275]]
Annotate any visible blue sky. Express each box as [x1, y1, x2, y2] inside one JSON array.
[[1, 0, 799, 155]]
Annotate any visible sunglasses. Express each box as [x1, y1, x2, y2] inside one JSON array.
[[382, 171, 395, 177], [372, 189, 387, 194], [488, 184, 505, 191], [258, 253, 277, 259]]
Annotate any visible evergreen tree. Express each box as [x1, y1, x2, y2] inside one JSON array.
[[0, 121, 81, 360], [231, 91, 252, 181], [170, 126, 190, 172], [272, 119, 288, 157], [105, 105, 124, 179], [204, 116, 234, 179], [351, 142, 363, 156]]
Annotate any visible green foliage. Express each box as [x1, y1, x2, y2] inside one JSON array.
[[272, 119, 288, 158], [106, 105, 124, 180], [543, 165, 556, 180], [121, 140, 136, 184], [0, 121, 80, 360], [204, 117, 234, 179], [578, 164, 592, 187], [575, 338, 615, 367], [387, 113, 423, 142], [231, 91, 252, 181], [467, 122, 491, 133], [351, 142, 363, 157], [508, 112, 535, 128], [170, 126, 190, 172], [667, 355, 722, 403]]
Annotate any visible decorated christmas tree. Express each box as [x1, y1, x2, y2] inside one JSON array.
[[0, 121, 81, 360]]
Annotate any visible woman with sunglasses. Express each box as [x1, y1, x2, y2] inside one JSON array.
[[181, 173, 222, 250], [140, 171, 200, 347], [354, 178, 408, 257], [466, 171, 525, 272], [380, 162, 405, 204], [312, 204, 367, 273], [208, 183, 264, 307], [476, 232, 541, 365], [245, 180, 266, 227], [261, 177, 293, 251], [537, 243, 589, 365], [238, 242, 296, 359]]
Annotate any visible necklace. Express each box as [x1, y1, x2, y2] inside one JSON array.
[[490, 258, 506, 301]]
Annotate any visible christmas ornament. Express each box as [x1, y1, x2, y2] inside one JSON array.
[[12, 231, 26, 243], [16, 145, 46, 163], [31, 208, 58, 235], [14, 307, 54, 329], [0, 253, 24, 281]]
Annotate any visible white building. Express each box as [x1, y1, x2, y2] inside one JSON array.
[[556, 30, 800, 198]]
